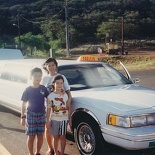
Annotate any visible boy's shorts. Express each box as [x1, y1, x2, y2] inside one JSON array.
[[26, 112, 46, 136], [50, 120, 68, 135]]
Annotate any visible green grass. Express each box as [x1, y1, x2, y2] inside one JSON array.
[[99, 55, 155, 71]]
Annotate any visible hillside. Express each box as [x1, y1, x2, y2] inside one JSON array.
[[1, 0, 155, 50]]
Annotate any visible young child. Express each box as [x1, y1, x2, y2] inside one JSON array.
[[46, 75, 70, 155], [21, 67, 49, 155]]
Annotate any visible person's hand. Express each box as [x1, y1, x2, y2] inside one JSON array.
[[61, 89, 65, 94], [20, 118, 26, 126], [69, 118, 72, 128], [46, 120, 51, 129]]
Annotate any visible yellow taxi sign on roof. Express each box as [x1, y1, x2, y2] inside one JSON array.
[[77, 55, 99, 62]]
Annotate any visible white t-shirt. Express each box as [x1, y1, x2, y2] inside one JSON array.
[[48, 92, 68, 121], [41, 73, 70, 92]]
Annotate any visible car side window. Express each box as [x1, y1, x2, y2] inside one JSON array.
[[0, 64, 30, 84]]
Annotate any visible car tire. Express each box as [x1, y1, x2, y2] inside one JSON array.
[[74, 117, 106, 155]]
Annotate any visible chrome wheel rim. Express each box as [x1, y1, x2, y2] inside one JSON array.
[[77, 124, 95, 154]]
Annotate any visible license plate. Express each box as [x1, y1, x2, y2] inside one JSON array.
[[149, 141, 155, 147]]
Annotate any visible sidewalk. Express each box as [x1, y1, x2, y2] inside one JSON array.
[[0, 143, 11, 155]]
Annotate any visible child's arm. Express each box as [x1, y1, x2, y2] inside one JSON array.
[[20, 101, 27, 126], [66, 97, 72, 127], [46, 100, 51, 121], [46, 99, 52, 129], [66, 90, 72, 105]]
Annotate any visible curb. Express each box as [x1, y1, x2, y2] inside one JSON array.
[[0, 143, 11, 155]]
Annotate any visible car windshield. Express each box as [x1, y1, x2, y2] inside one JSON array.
[[58, 63, 132, 91]]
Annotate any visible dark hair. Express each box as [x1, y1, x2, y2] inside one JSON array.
[[51, 75, 64, 91], [43, 57, 58, 73], [30, 67, 42, 76]]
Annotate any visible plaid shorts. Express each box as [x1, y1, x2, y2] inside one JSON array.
[[50, 120, 68, 135], [26, 112, 46, 136]]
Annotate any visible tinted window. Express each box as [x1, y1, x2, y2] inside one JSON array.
[[0, 64, 31, 84], [58, 64, 132, 91]]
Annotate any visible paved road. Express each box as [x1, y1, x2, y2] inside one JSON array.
[[0, 69, 155, 155], [0, 106, 79, 155], [130, 69, 155, 88]]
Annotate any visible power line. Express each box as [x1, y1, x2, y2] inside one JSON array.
[[20, 15, 42, 24], [19, 4, 65, 24]]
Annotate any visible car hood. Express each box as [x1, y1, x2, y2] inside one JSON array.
[[71, 84, 155, 114]]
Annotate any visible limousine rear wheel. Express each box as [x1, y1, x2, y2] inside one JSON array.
[[74, 117, 105, 155]]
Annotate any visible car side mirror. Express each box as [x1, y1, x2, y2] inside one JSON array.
[[132, 78, 140, 83]]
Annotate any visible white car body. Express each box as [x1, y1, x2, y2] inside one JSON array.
[[71, 85, 155, 150], [0, 57, 155, 154]]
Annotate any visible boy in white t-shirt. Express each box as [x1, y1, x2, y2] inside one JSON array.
[[46, 75, 70, 155]]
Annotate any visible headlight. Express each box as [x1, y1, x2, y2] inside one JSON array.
[[108, 113, 155, 128], [108, 114, 130, 128], [131, 114, 155, 127], [131, 116, 147, 127], [147, 114, 155, 125]]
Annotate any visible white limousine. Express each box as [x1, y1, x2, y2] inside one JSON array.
[[0, 56, 155, 155]]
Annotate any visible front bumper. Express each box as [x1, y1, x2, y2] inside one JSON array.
[[101, 125, 155, 150]]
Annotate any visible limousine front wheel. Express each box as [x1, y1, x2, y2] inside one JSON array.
[[74, 118, 105, 155]]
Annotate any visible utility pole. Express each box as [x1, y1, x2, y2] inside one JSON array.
[[65, 0, 70, 57], [13, 14, 21, 50], [17, 14, 21, 50], [121, 16, 124, 55]]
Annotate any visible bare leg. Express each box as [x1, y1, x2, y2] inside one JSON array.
[[27, 135, 35, 155], [35, 134, 44, 154], [60, 135, 66, 155], [45, 127, 53, 153], [53, 135, 60, 155]]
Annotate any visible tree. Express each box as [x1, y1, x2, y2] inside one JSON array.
[[17, 32, 50, 55], [41, 19, 66, 47], [1, 0, 155, 48], [96, 20, 122, 41]]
